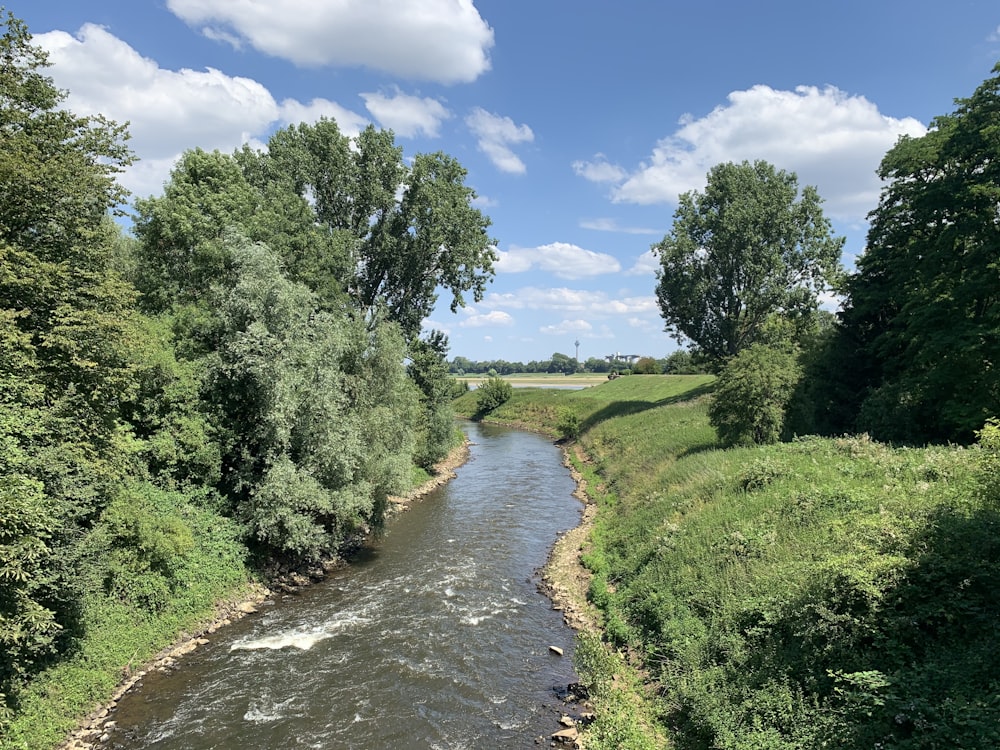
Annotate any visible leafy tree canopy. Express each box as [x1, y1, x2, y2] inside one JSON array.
[[653, 160, 843, 366], [842, 63, 1000, 443]]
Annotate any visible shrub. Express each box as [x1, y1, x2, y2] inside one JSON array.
[[708, 344, 803, 446], [976, 418, 1000, 504], [475, 375, 513, 414], [557, 411, 581, 440]]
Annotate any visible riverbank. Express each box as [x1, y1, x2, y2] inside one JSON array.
[[539, 442, 600, 634], [58, 439, 471, 750]]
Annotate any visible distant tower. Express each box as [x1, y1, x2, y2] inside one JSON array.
[[574, 339, 580, 363]]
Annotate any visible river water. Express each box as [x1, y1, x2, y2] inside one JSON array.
[[100, 421, 583, 749]]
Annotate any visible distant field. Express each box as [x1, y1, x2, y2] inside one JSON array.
[[453, 372, 611, 388]]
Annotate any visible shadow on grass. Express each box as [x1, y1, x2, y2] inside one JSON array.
[[578, 382, 714, 434], [667, 500, 1000, 750]]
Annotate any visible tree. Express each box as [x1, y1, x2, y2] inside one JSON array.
[[633, 357, 660, 375], [476, 375, 513, 414], [263, 120, 498, 338], [841, 64, 1000, 443], [653, 160, 843, 366], [0, 10, 136, 713], [708, 342, 803, 446], [548, 352, 578, 374]]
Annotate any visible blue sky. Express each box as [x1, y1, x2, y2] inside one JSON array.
[[15, 1, 1000, 363]]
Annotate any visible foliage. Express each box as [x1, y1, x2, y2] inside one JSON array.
[[261, 120, 498, 338], [207, 238, 414, 559], [0, 11, 138, 723], [975, 418, 1000, 505], [464, 376, 1000, 748], [708, 343, 804, 446], [632, 357, 660, 375], [653, 160, 843, 365], [475, 375, 514, 414], [557, 411, 581, 440], [407, 330, 456, 469], [840, 64, 1000, 443]]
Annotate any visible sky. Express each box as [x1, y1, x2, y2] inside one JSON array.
[[14, 1, 1000, 363]]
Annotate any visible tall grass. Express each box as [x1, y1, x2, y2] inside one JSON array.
[[468, 375, 1000, 749]]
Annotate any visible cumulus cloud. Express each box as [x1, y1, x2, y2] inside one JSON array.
[[481, 287, 656, 318], [459, 310, 516, 328], [166, 0, 494, 83], [361, 88, 451, 137], [572, 154, 626, 183], [588, 84, 926, 222], [539, 319, 593, 336], [35, 25, 371, 198], [280, 98, 369, 135], [37, 25, 278, 159], [496, 242, 620, 279], [465, 108, 534, 174], [580, 218, 662, 235], [626, 249, 660, 276]]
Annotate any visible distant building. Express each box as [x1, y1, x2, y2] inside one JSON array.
[[604, 352, 643, 365]]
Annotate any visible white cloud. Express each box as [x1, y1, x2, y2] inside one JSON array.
[[465, 108, 534, 174], [607, 84, 927, 222], [539, 319, 593, 336], [626, 249, 660, 276], [480, 287, 657, 318], [496, 242, 621, 279], [572, 154, 626, 183], [361, 88, 451, 138], [580, 218, 662, 235], [459, 310, 515, 328], [37, 25, 279, 160], [35, 25, 371, 199], [280, 98, 369, 135], [166, 0, 494, 83]]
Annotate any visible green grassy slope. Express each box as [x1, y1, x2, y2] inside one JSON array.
[[460, 375, 1000, 749]]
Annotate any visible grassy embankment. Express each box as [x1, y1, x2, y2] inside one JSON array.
[[454, 376, 1000, 749]]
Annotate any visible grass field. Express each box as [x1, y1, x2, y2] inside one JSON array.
[[457, 375, 1000, 749], [452, 372, 611, 388]]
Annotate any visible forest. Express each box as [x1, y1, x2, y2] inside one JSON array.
[[0, 12, 495, 745]]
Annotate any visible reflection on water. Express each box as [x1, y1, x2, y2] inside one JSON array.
[[101, 422, 582, 749]]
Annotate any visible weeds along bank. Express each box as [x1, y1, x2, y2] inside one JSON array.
[[456, 376, 1000, 749]]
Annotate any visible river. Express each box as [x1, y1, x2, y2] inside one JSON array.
[[98, 421, 583, 749]]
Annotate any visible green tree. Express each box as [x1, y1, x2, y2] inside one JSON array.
[[653, 160, 843, 366], [842, 64, 1000, 443], [548, 352, 578, 374], [708, 342, 803, 446], [633, 357, 660, 375], [407, 330, 456, 468], [476, 375, 513, 414], [0, 10, 137, 715], [264, 120, 498, 338], [208, 237, 414, 559]]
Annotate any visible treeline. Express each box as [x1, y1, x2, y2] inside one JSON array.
[[450, 349, 705, 375], [652, 63, 1000, 448], [0, 13, 493, 738]]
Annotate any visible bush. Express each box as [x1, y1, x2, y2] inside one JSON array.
[[476, 375, 513, 414], [708, 343, 803, 446], [557, 411, 581, 440]]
